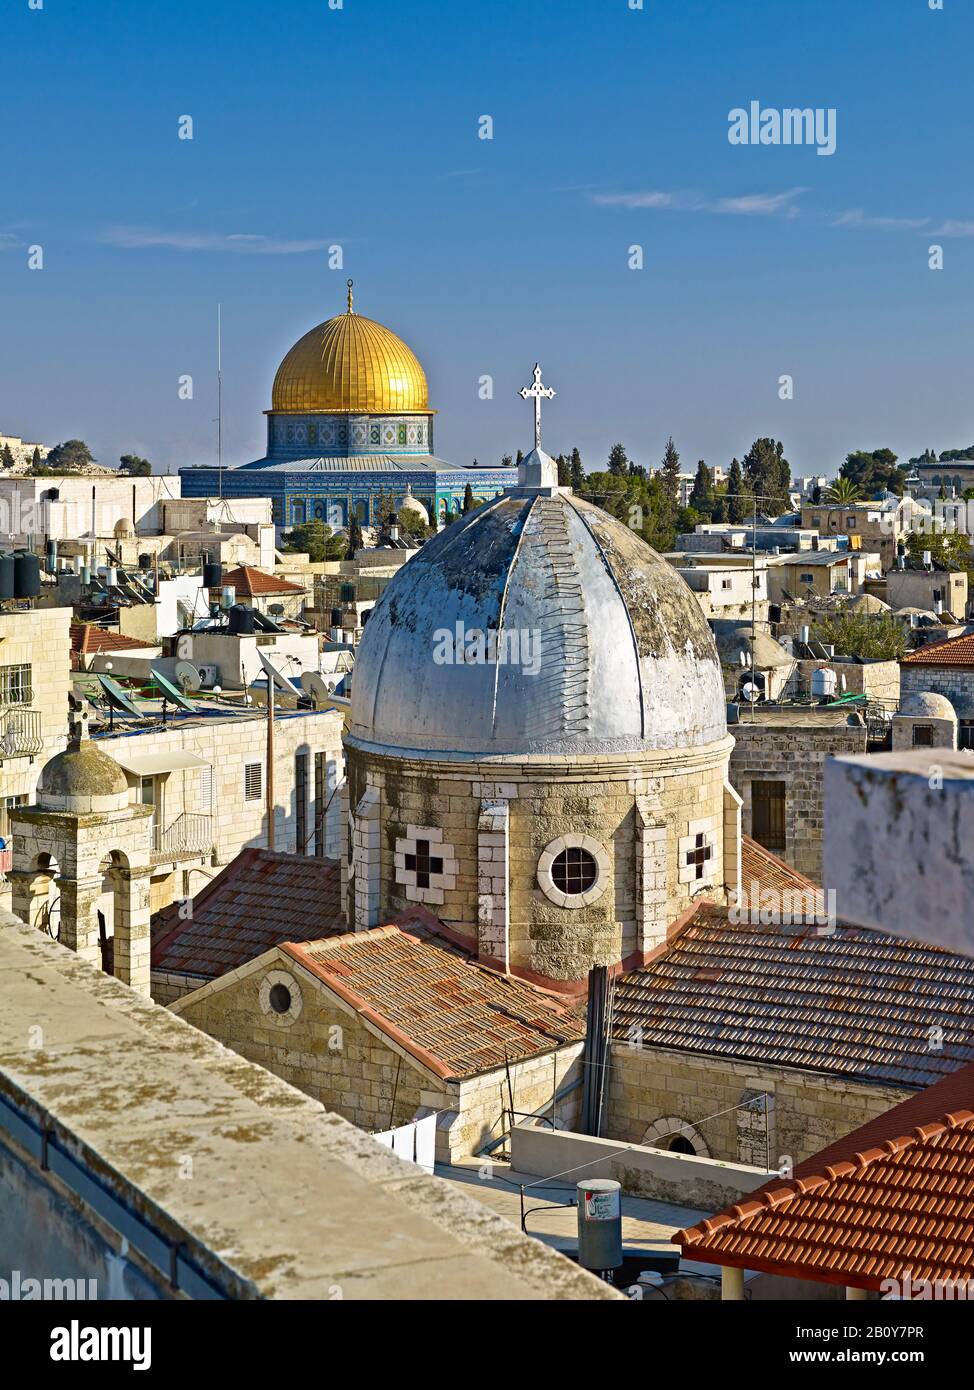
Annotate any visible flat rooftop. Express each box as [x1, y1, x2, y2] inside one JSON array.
[[0, 913, 610, 1300]]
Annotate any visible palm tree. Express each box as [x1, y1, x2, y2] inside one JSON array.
[[827, 477, 861, 503]]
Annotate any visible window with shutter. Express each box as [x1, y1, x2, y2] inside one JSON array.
[[244, 763, 262, 801]]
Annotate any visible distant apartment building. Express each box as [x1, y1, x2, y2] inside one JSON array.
[[666, 552, 768, 624], [0, 607, 72, 896], [765, 549, 879, 603], [800, 496, 928, 571]]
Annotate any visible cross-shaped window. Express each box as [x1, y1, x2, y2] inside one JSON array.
[[685, 832, 712, 881], [404, 839, 444, 890]]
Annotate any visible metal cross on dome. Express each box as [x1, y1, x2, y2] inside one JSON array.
[[518, 363, 555, 452]]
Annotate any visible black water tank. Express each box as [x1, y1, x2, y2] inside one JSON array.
[[203, 561, 223, 589], [330, 607, 342, 627], [13, 551, 40, 598], [228, 603, 255, 635], [0, 553, 14, 601]]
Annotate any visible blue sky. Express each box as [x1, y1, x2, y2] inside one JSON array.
[[2, 0, 972, 479]]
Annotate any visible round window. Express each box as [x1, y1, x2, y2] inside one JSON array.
[[551, 846, 598, 896], [268, 982, 292, 1014]]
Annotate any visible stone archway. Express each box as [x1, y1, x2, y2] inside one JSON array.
[[642, 1115, 711, 1157]]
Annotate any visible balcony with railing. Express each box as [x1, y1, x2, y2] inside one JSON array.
[[0, 705, 43, 760], [151, 812, 214, 863]]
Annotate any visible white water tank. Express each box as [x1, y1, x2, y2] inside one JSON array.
[[811, 666, 838, 699]]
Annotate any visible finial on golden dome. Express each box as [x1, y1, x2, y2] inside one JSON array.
[[346, 278, 354, 313]]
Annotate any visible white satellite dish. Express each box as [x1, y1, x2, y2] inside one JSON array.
[[741, 681, 760, 702], [259, 650, 302, 699], [301, 671, 331, 707], [175, 660, 202, 692]]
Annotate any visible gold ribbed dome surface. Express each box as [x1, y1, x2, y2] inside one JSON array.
[[271, 287, 429, 414]]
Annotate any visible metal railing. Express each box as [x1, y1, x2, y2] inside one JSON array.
[[152, 812, 213, 859], [0, 705, 43, 759]]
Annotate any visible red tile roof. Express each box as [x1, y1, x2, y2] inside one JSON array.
[[152, 849, 345, 980], [221, 565, 305, 598], [611, 904, 974, 1089], [283, 923, 585, 1080], [676, 1060, 974, 1292], [70, 623, 157, 663], [739, 836, 817, 901], [901, 632, 974, 666]]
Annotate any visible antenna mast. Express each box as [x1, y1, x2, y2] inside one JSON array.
[[217, 303, 223, 500]]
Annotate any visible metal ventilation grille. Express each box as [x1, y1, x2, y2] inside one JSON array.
[[244, 762, 262, 801]]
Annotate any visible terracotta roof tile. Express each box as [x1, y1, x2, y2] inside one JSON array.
[[612, 904, 974, 1089], [901, 632, 974, 666], [222, 565, 304, 598], [70, 624, 156, 656], [283, 924, 585, 1080], [676, 1060, 974, 1291], [151, 849, 344, 979], [739, 836, 818, 901]]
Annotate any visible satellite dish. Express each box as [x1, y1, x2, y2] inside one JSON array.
[[175, 660, 202, 692], [741, 681, 760, 702], [301, 670, 331, 707]]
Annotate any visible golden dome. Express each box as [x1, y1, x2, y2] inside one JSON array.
[[271, 282, 429, 415]]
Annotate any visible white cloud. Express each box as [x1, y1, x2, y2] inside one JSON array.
[[932, 219, 974, 238], [100, 226, 336, 254], [591, 190, 679, 209], [711, 189, 808, 216], [590, 187, 807, 217], [833, 209, 930, 231]]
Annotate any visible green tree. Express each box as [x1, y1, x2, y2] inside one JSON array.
[[840, 448, 905, 498], [397, 506, 431, 543], [346, 515, 363, 558], [30, 446, 41, 469], [659, 437, 681, 506], [282, 520, 325, 561], [689, 460, 714, 517], [905, 529, 974, 584], [726, 457, 746, 524], [462, 482, 475, 513], [569, 447, 584, 492], [607, 443, 630, 477], [811, 611, 907, 662], [0, 443, 15, 470], [501, 454, 513, 468], [556, 454, 570, 487], [742, 437, 790, 514], [119, 453, 152, 476], [515, 448, 524, 466], [827, 477, 861, 503], [45, 439, 96, 471]]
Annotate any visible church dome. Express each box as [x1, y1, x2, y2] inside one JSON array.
[[38, 739, 130, 813], [349, 489, 726, 757], [271, 282, 429, 415]]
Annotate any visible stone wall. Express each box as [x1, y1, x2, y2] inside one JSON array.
[[606, 1043, 906, 1169], [901, 662, 974, 714], [787, 659, 900, 706], [101, 706, 345, 869], [0, 607, 72, 843], [729, 718, 868, 880], [345, 739, 734, 984], [0, 909, 610, 1300], [171, 948, 585, 1160]]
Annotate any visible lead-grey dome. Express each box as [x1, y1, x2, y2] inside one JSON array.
[[349, 491, 726, 757]]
